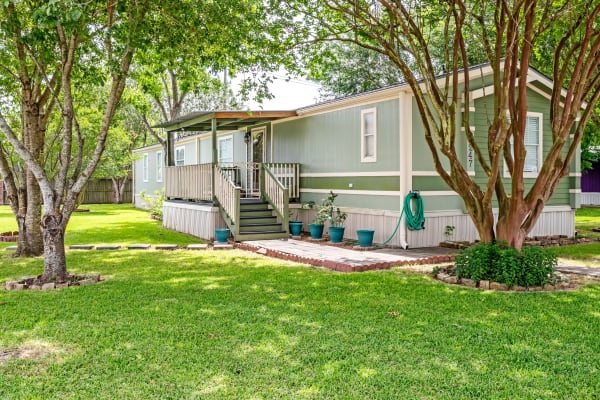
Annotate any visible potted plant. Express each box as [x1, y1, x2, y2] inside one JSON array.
[[356, 229, 375, 247], [307, 200, 327, 239], [328, 205, 347, 243], [215, 227, 230, 243], [288, 207, 303, 237]]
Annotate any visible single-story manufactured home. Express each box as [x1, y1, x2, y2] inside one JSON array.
[[133, 65, 581, 247]]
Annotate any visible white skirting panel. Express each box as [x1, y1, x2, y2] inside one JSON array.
[[297, 206, 575, 248], [162, 201, 226, 241], [581, 192, 600, 205]]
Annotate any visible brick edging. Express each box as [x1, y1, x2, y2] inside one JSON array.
[[235, 242, 455, 272]]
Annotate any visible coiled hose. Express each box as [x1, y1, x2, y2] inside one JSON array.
[[381, 191, 425, 246]]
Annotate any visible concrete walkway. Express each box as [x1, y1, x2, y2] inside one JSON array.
[[557, 264, 600, 277], [239, 239, 457, 272]]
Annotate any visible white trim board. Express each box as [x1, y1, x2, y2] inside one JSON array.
[[300, 188, 401, 196], [300, 171, 401, 178], [413, 170, 476, 177]]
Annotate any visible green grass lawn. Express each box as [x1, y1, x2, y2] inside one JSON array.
[[0, 204, 599, 398], [0, 204, 200, 248], [552, 207, 600, 264]]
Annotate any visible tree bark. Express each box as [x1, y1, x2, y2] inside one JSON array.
[[41, 213, 68, 282]]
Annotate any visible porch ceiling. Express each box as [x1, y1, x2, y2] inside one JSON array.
[[154, 110, 297, 132]]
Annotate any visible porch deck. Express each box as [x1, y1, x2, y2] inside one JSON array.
[[238, 239, 457, 272]]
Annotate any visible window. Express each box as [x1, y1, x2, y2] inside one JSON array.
[[361, 108, 377, 162], [218, 136, 234, 163], [505, 112, 543, 177], [175, 146, 185, 166], [523, 114, 542, 174], [142, 153, 149, 182], [156, 151, 163, 182]]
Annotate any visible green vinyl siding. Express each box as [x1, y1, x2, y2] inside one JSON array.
[[300, 176, 399, 191], [272, 99, 400, 173], [412, 176, 451, 191], [469, 88, 573, 208], [300, 192, 400, 211], [421, 195, 466, 212]]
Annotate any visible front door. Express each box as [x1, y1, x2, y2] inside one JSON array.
[[250, 128, 265, 195]]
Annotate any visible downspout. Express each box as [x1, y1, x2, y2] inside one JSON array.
[[398, 90, 412, 249]]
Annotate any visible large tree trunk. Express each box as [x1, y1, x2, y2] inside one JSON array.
[[496, 214, 528, 250], [41, 213, 68, 282], [22, 171, 43, 255]]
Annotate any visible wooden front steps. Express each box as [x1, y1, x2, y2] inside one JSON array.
[[234, 198, 288, 241]]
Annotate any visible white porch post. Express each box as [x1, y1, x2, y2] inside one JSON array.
[[211, 117, 217, 201], [399, 90, 412, 249]]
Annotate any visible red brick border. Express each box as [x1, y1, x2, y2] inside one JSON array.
[[235, 242, 455, 272]]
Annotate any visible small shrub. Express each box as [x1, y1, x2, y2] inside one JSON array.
[[140, 189, 165, 218], [454, 242, 557, 288]]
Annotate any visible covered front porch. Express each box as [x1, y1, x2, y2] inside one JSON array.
[[157, 111, 299, 241]]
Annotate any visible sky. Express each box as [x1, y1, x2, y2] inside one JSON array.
[[234, 73, 322, 110]]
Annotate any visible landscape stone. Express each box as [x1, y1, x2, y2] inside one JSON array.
[[445, 275, 458, 284], [5, 246, 18, 251], [42, 283, 55, 290], [512, 285, 526, 292], [55, 283, 69, 289], [86, 274, 101, 282], [78, 279, 95, 286], [479, 280, 490, 290], [127, 244, 151, 250], [155, 244, 178, 250], [490, 282, 508, 291], [213, 243, 234, 250], [96, 245, 121, 250], [69, 245, 95, 250], [12, 283, 25, 291], [5, 281, 18, 290], [462, 279, 477, 288], [186, 244, 208, 250]]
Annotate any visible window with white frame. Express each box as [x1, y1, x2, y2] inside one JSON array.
[[361, 108, 377, 162], [505, 112, 543, 177], [142, 153, 149, 182], [175, 146, 185, 166], [156, 151, 163, 182], [218, 136, 234, 163]]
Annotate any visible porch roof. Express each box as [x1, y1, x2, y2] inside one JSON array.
[[154, 110, 297, 132]]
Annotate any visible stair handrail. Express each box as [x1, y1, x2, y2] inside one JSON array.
[[214, 165, 240, 237], [261, 164, 289, 234]]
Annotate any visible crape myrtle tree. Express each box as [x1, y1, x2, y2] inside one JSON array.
[[290, 0, 600, 250]]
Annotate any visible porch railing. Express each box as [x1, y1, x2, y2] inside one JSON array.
[[218, 162, 261, 197], [264, 163, 300, 200], [214, 165, 240, 236], [166, 162, 299, 202], [165, 164, 212, 201], [262, 165, 289, 233]]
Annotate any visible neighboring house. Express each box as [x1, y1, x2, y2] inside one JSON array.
[[581, 161, 600, 205], [133, 65, 581, 246], [133, 142, 165, 209]]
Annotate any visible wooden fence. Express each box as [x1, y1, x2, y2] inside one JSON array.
[[82, 178, 132, 204]]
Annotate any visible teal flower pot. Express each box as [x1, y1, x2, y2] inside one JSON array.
[[309, 223, 324, 239], [215, 228, 230, 243], [356, 229, 375, 247], [329, 226, 345, 243], [289, 221, 303, 236]]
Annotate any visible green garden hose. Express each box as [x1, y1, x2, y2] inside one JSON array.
[[380, 191, 425, 246]]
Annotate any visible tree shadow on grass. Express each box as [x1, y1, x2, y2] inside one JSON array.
[[1, 251, 600, 398]]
